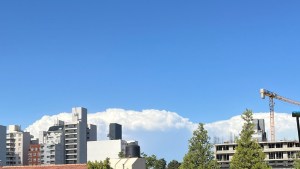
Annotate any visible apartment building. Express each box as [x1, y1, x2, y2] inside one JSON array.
[[64, 107, 97, 164], [215, 141, 300, 168], [0, 125, 6, 166], [39, 124, 65, 165], [6, 125, 30, 166], [28, 143, 41, 165]]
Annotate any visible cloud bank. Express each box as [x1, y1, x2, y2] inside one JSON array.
[[205, 112, 298, 142], [25, 109, 298, 161]]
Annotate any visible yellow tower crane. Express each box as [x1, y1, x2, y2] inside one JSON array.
[[260, 89, 300, 142]]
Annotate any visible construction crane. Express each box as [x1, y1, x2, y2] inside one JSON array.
[[260, 89, 300, 141]]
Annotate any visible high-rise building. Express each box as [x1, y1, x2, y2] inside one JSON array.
[[0, 125, 6, 166], [253, 119, 267, 142], [37, 107, 97, 165], [6, 125, 30, 166], [64, 107, 97, 164], [39, 124, 65, 165]]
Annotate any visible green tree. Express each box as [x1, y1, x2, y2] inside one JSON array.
[[141, 153, 166, 169], [118, 151, 125, 158], [230, 109, 270, 169], [142, 153, 157, 169], [87, 158, 112, 169], [167, 160, 181, 169], [154, 158, 166, 169], [294, 152, 300, 169], [180, 123, 219, 169]]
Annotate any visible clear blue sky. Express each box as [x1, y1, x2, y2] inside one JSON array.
[[1, 1, 300, 130]]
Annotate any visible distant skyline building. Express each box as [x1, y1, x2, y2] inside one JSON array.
[[39, 122, 65, 165], [0, 125, 6, 166], [6, 125, 30, 166], [253, 119, 267, 142], [37, 107, 97, 165], [64, 107, 96, 164], [28, 141, 41, 166]]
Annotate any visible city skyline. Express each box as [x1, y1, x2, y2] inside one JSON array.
[[1, 0, 300, 164]]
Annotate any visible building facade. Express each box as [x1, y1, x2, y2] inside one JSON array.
[[215, 141, 300, 168], [64, 107, 97, 164], [6, 125, 30, 166], [39, 124, 65, 165], [87, 140, 128, 162], [0, 125, 6, 166], [110, 158, 146, 169], [28, 144, 41, 165]]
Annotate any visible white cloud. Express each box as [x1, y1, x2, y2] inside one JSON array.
[[25, 109, 298, 162], [205, 112, 298, 142], [25, 108, 196, 140]]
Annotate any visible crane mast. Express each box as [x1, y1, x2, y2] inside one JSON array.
[[260, 89, 300, 142]]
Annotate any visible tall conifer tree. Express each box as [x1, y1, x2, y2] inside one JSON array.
[[230, 109, 270, 169], [180, 123, 219, 169]]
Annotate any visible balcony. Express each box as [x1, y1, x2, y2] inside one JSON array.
[[65, 140, 77, 145], [65, 130, 77, 135]]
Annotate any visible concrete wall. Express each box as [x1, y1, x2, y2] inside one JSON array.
[[87, 140, 127, 162], [0, 125, 6, 166]]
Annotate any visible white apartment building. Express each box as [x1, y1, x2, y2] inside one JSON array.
[[0, 125, 6, 166], [6, 125, 30, 166], [39, 124, 65, 165]]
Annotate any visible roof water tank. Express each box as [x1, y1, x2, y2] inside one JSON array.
[[125, 144, 140, 158]]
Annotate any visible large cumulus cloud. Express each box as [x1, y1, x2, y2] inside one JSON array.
[[25, 109, 298, 161]]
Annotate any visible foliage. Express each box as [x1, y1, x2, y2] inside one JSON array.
[[179, 123, 219, 169], [87, 158, 112, 169], [167, 160, 181, 169], [155, 158, 166, 169], [294, 152, 300, 169], [295, 158, 300, 169], [118, 151, 125, 158], [230, 109, 270, 169], [141, 152, 166, 169]]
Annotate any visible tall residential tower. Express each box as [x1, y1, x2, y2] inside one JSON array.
[[6, 125, 30, 166], [64, 107, 96, 164]]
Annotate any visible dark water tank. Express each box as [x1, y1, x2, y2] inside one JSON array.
[[125, 144, 140, 158]]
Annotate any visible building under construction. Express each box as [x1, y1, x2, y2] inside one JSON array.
[[214, 119, 300, 169]]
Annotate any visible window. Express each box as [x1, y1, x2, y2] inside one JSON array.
[[269, 144, 275, 148], [269, 152, 275, 159], [276, 152, 283, 159], [276, 143, 283, 148], [288, 142, 294, 147], [288, 152, 294, 158], [223, 146, 229, 150]]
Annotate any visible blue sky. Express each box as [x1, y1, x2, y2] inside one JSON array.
[[1, 0, 300, 159]]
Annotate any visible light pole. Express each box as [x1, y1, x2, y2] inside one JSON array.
[[292, 111, 300, 142]]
